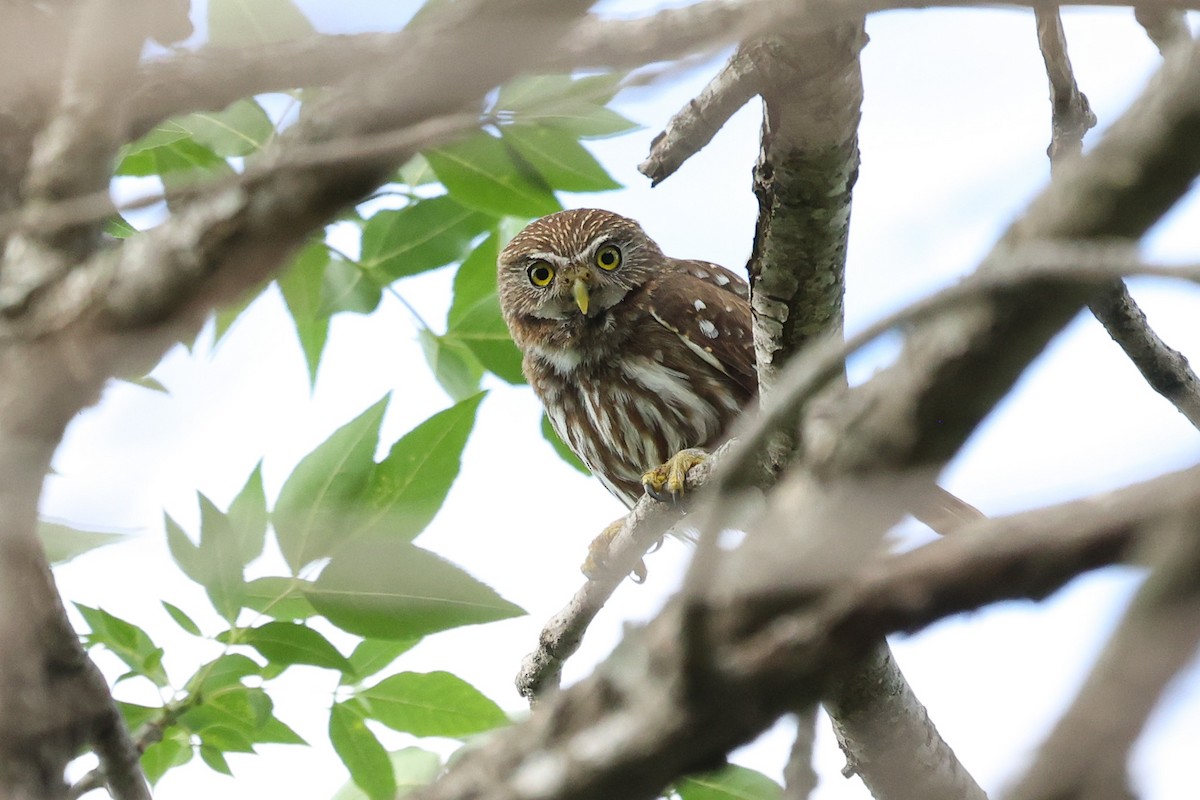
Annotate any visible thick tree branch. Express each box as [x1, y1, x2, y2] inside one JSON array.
[[825, 645, 986, 800], [0, 1, 151, 314], [416, 459, 1197, 800], [1134, 6, 1193, 53], [794, 36, 1200, 479], [1006, 503, 1200, 800], [745, 24, 864, 393], [731, 22, 981, 800]]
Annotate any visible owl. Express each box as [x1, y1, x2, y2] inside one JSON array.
[[498, 209, 980, 574], [497, 208, 754, 512]]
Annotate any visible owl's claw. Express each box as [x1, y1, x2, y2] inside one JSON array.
[[642, 448, 708, 502], [582, 518, 649, 582]]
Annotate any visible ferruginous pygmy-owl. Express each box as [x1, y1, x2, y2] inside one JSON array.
[[498, 208, 753, 510], [497, 208, 978, 571]]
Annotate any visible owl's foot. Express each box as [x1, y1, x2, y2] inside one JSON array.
[[642, 448, 708, 502], [582, 518, 649, 583]]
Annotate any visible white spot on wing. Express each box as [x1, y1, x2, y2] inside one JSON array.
[[694, 300, 706, 311], [715, 273, 730, 285], [698, 319, 719, 339]]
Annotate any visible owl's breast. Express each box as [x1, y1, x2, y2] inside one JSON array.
[[527, 339, 743, 508]]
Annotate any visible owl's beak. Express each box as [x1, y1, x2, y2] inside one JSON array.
[[572, 277, 590, 315]]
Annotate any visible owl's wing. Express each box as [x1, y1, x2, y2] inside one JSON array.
[[642, 261, 757, 397], [669, 258, 750, 300]]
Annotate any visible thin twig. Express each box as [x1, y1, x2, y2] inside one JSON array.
[[515, 446, 730, 701], [1034, 7, 1096, 162], [782, 707, 819, 800], [638, 46, 762, 185], [1031, 11, 1200, 434]]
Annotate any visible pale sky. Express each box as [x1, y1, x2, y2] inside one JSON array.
[[47, 4, 1200, 800]]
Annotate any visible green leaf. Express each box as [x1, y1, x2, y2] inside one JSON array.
[[37, 521, 128, 565], [321, 256, 382, 316], [121, 374, 168, 393], [257, 713, 307, 745], [162, 601, 202, 636], [330, 703, 397, 800], [179, 684, 296, 752], [75, 604, 169, 687], [242, 576, 318, 621], [208, 0, 315, 45], [308, 537, 525, 640], [116, 134, 234, 187], [118, 701, 160, 733], [178, 98, 275, 158], [279, 242, 331, 386], [343, 638, 421, 685], [274, 396, 388, 571], [359, 671, 507, 738], [418, 329, 484, 402], [141, 729, 192, 785], [356, 392, 484, 542], [495, 74, 639, 139], [213, 282, 266, 345], [360, 196, 494, 281], [200, 725, 256, 754], [398, 154, 438, 187], [426, 133, 561, 218], [105, 215, 137, 239], [332, 747, 441, 800], [675, 765, 784, 800], [446, 234, 525, 384], [541, 414, 589, 474], [230, 462, 268, 565], [197, 494, 247, 621], [199, 743, 234, 775], [502, 124, 621, 193], [237, 621, 353, 672], [194, 654, 262, 693], [165, 512, 205, 583]]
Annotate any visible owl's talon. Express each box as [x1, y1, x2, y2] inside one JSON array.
[[583, 518, 649, 581], [642, 448, 708, 502]]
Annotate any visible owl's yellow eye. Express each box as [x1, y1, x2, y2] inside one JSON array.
[[528, 262, 555, 287], [595, 244, 622, 271]]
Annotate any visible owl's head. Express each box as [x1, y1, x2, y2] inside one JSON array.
[[497, 209, 664, 329]]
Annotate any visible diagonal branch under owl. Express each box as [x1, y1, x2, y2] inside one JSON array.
[[498, 208, 980, 578]]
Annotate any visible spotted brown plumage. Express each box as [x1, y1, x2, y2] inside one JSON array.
[[497, 208, 755, 507]]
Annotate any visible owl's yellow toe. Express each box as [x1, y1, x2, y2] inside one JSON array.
[[641, 448, 708, 502], [582, 518, 647, 582]]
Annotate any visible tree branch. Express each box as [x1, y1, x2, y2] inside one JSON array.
[[745, 24, 864, 393], [638, 47, 762, 185], [414, 459, 1197, 800], [1134, 6, 1193, 54], [1006, 501, 1200, 800], [516, 444, 731, 701], [1035, 7, 1200, 433], [782, 707, 819, 800], [825, 644, 986, 800]]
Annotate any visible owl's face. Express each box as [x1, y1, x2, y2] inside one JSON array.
[[497, 209, 665, 335]]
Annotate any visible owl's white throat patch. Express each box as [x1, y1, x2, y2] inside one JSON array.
[[528, 342, 582, 375]]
